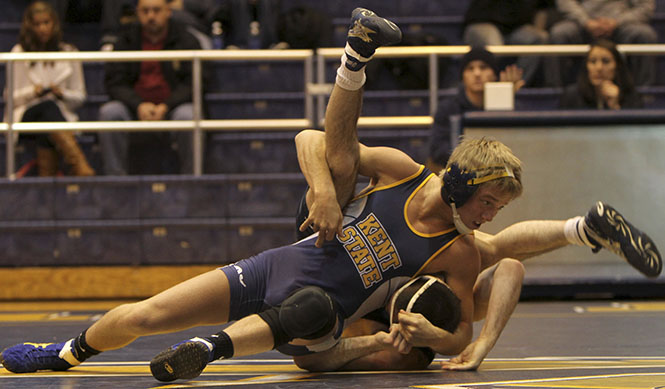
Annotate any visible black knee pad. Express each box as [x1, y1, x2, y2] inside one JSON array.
[[258, 286, 337, 348], [257, 306, 291, 348], [280, 286, 337, 340]]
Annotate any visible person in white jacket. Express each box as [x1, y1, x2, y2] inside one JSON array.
[[8, 0, 94, 176]]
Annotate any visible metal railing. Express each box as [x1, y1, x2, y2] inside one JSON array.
[[1, 49, 314, 177], [2, 44, 664, 178]]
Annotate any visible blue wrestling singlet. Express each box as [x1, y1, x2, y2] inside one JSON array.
[[221, 165, 463, 339]]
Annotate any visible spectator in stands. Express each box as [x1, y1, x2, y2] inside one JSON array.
[[46, 0, 135, 50], [9, 0, 94, 176], [427, 48, 524, 172], [98, 0, 200, 175], [463, 0, 549, 86], [167, 0, 217, 49], [549, 0, 657, 86], [560, 39, 643, 109], [217, 0, 282, 49]]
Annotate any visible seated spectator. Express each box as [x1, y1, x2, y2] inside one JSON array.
[[549, 0, 657, 86], [46, 0, 135, 50], [9, 1, 94, 176], [559, 39, 643, 109], [98, 0, 200, 175], [463, 0, 549, 86], [427, 47, 525, 172], [219, 0, 282, 49], [167, 0, 217, 49]]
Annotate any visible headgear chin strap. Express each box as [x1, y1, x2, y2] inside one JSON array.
[[441, 163, 515, 234], [451, 202, 473, 235]]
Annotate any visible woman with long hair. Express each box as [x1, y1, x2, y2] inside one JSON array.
[[559, 39, 643, 110], [8, 0, 94, 176]]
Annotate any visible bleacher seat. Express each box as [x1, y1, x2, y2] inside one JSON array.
[[0, 175, 299, 266], [205, 92, 305, 119], [206, 131, 301, 173], [54, 176, 141, 220], [210, 62, 305, 93]]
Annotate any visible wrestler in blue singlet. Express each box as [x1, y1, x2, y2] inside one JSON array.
[[221, 165, 463, 352]]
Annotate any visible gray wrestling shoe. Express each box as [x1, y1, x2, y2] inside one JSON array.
[[345, 8, 402, 70], [150, 338, 213, 382], [583, 201, 662, 278]]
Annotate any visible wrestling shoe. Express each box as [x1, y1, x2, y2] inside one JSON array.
[[150, 337, 213, 382], [583, 201, 662, 277], [345, 8, 402, 70], [0, 341, 76, 373]]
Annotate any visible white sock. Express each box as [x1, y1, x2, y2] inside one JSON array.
[[335, 45, 368, 91], [58, 339, 82, 366], [564, 216, 594, 247]]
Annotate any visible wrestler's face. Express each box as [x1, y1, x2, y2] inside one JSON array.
[[458, 185, 512, 230], [137, 0, 171, 36], [31, 11, 54, 44], [586, 46, 616, 86], [462, 60, 496, 94]]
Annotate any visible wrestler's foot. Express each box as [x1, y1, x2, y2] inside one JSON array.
[[583, 201, 662, 277], [1, 341, 77, 373], [345, 8, 402, 70], [150, 337, 213, 382]]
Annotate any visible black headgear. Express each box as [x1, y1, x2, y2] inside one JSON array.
[[389, 275, 461, 333], [441, 163, 515, 207]]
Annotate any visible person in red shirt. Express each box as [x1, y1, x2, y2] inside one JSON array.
[[98, 0, 200, 175]]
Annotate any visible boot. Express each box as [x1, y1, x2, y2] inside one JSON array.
[[36, 146, 59, 176], [49, 132, 95, 176]]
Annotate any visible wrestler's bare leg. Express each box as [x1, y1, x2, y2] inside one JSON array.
[[475, 220, 568, 270]]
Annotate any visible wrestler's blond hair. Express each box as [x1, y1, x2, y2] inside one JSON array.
[[441, 136, 523, 200]]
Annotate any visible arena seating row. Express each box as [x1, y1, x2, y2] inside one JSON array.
[[0, 126, 429, 266], [0, 174, 306, 266]]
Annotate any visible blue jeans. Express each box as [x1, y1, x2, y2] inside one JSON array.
[[98, 101, 194, 175]]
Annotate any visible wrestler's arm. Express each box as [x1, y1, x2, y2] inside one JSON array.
[[296, 129, 421, 197], [295, 130, 344, 245], [294, 130, 421, 246], [293, 327, 430, 372]]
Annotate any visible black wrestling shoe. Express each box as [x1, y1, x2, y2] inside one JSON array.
[[150, 338, 213, 382], [345, 8, 402, 70], [583, 201, 662, 278]]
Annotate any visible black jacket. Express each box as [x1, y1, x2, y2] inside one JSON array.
[[559, 84, 644, 109], [104, 20, 201, 114]]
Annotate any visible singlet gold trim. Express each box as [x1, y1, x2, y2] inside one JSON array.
[[404, 173, 456, 238], [351, 165, 426, 201], [413, 234, 466, 277]]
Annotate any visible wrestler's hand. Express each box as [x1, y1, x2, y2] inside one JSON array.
[[299, 192, 343, 248], [380, 324, 412, 354], [374, 326, 404, 351], [499, 64, 525, 93], [439, 337, 491, 371], [394, 310, 444, 349]]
